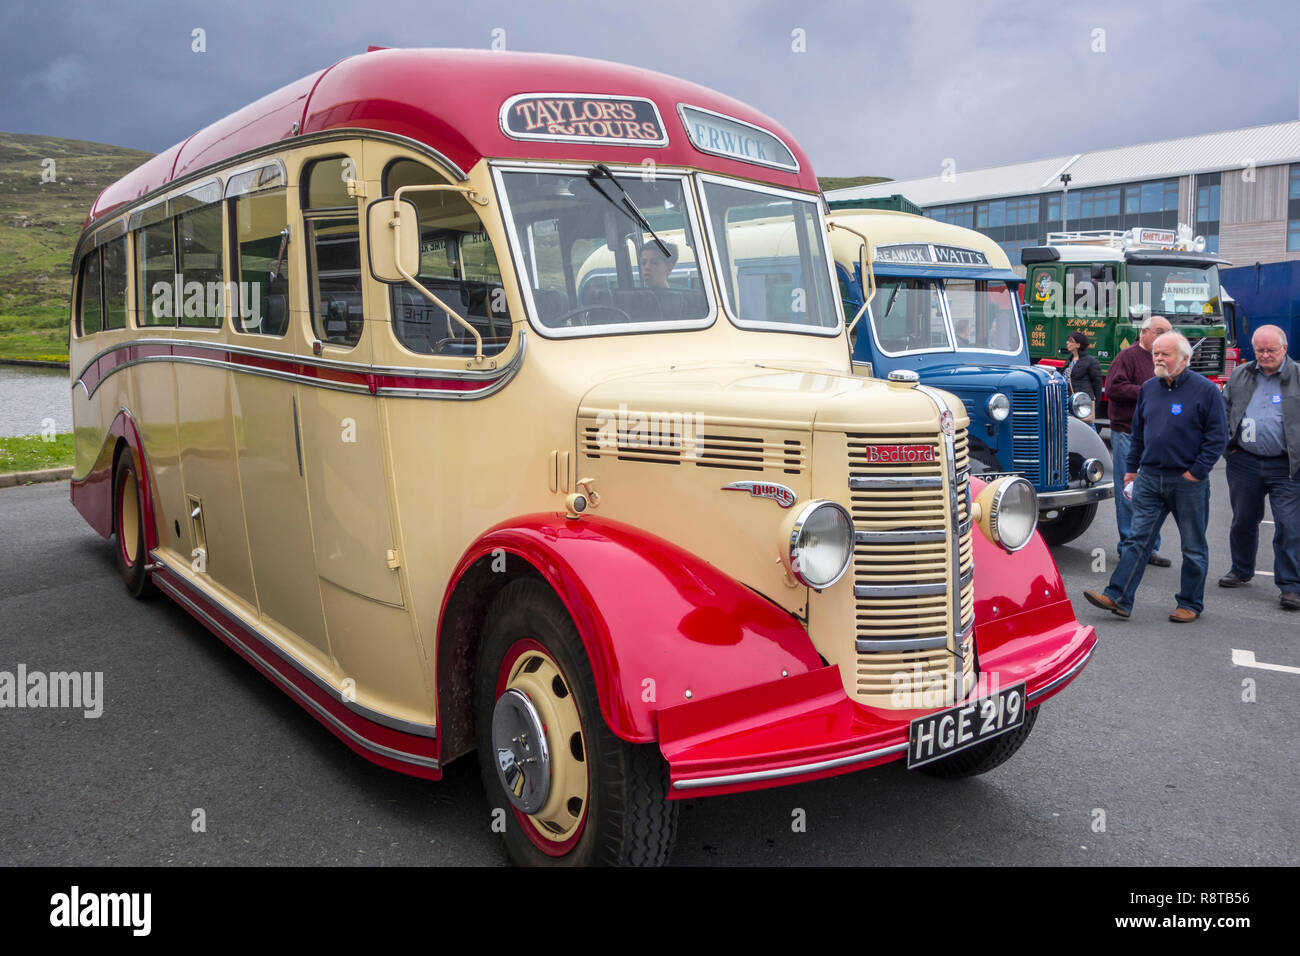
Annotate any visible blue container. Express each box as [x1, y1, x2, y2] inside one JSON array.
[[1221, 261, 1300, 362]]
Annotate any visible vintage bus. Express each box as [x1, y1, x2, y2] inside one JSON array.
[[825, 206, 1113, 545], [68, 48, 1096, 866]]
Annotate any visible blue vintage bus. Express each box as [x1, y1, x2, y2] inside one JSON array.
[[827, 204, 1113, 545]]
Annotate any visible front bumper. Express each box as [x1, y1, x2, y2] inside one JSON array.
[[1038, 482, 1114, 510], [657, 612, 1097, 798]]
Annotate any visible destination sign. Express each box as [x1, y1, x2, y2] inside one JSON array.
[[500, 94, 668, 146], [874, 243, 989, 266], [678, 105, 798, 172]]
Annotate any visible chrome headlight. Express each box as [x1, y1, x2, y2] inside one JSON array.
[[1083, 457, 1104, 484], [986, 392, 1010, 423], [784, 500, 854, 589], [1071, 391, 1094, 420], [975, 476, 1038, 552]]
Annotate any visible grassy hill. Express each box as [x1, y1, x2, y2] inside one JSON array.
[[0, 132, 153, 361], [817, 175, 891, 192]]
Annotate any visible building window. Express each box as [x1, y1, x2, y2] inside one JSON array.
[[1288, 220, 1300, 252]]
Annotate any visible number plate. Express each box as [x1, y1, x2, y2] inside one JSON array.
[[907, 683, 1026, 769]]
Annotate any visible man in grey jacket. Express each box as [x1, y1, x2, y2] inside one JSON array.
[[1218, 325, 1300, 610]]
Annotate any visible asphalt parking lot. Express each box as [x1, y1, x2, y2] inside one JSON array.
[[0, 470, 1296, 866]]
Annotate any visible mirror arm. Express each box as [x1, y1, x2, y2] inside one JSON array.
[[391, 184, 493, 367], [828, 221, 875, 334]]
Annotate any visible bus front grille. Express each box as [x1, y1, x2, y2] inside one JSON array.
[[846, 428, 974, 708]]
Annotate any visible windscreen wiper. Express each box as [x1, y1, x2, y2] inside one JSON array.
[[586, 163, 670, 258]]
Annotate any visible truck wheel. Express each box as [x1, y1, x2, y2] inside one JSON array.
[[1037, 502, 1097, 546], [113, 451, 154, 598], [917, 706, 1039, 779], [475, 578, 678, 866]]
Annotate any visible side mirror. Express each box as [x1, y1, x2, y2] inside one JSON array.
[[367, 198, 421, 282], [1090, 262, 1107, 281]]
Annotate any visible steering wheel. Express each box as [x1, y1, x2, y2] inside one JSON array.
[[555, 305, 631, 328]]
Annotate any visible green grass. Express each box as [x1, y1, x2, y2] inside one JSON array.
[[0, 131, 152, 362], [0, 432, 74, 473], [0, 304, 68, 362]]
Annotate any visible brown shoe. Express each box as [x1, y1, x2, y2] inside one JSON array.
[[1281, 593, 1300, 611], [1084, 591, 1130, 618], [1169, 607, 1199, 623]]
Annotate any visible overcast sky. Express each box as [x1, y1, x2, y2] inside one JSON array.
[[2, 0, 1297, 182]]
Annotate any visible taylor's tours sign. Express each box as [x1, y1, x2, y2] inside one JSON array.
[[501, 94, 668, 146]]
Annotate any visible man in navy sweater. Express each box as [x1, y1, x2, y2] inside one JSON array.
[[1085, 332, 1228, 622]]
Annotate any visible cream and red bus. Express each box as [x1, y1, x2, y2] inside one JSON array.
[[69, 48, 1096, 866]]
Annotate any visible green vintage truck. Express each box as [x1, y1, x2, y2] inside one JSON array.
[[1021, 225, 1232, 422]]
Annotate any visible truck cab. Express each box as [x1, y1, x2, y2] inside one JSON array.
[[827, 205, 1113, 545], [1021, 225, 1233, 405]]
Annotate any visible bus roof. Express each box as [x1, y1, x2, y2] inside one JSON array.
[[85, 48, 818, 230], [825, 208, 1015, 275]]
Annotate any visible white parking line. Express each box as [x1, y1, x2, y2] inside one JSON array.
[[1231, 649, 1300, 675], [1262, 520, 1274, 525], [1257, 570, 1274, 576]]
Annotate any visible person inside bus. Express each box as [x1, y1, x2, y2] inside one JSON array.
[[639, 241, 678, 289], [954, 317, 975, 348]]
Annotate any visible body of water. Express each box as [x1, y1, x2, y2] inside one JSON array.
[[0, 364, 72, 437]]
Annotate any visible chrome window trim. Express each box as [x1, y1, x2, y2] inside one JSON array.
[[225, 159, 288, 198], [74, 128, 467, 269], [675, 103, 799, 173], [72, 332, 527, 403], [696, 173, 842, 337], [491, 162, 719, 340], [499, 92, 669, 148]]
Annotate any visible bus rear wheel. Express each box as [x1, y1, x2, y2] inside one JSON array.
[[474, 578, 678, 866], [113, 451, 154, 599]]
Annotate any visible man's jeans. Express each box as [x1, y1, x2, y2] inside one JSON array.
[[1111, 430, 1160, 554], [1226, 450, 1300, 594], [1103, 467, 1211, 614]]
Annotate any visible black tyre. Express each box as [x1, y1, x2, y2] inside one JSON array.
[[917, 706, 1039, 779], [1037, 502, 1097, 546], [113, 450, 154, 599], [474, 578, 678, 866]]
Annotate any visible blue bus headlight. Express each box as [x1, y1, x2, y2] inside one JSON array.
[[1071, 391, 1094, 420], [986, 393, 1010, 423]]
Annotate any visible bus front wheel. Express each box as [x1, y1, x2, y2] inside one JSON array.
[[1036, 503, 1098, 546], [474, 578, 678, 866]]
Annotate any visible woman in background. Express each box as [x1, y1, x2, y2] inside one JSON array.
[[1065, 331, 1102, 428]]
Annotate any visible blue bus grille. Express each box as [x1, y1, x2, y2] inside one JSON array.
[[1012, 391, 1041, 484], [1012, 381, 1068, 489]]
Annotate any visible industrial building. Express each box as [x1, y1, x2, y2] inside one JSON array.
[[827, 119, 1300, 270]]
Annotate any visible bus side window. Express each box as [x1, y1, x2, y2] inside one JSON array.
[[177, 203, 224, 329], [232, 190, 291, 337], [78, 250, 103, 337], [138, 220, 177, 327], [102, 237, 128, 330], [302, 157, 362, 349]]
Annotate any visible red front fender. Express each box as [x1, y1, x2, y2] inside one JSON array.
[[440, 514, 823, 743]]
